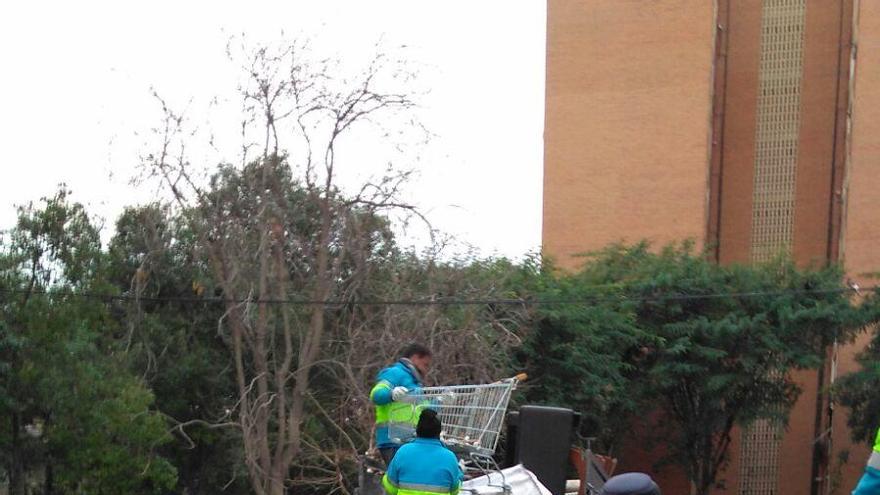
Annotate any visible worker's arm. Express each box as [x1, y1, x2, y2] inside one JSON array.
[[854, 429, 880, 495], [372, 367, 412, 405], [852, 467, 880, 495], [382, 454, 400, 495], [854, 435, 880, 495], [371, 379, 393, 406]]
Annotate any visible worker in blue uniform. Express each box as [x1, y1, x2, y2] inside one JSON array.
[[370, 343, 433, 465], [382, 409, 463, 495], [853, 428, 880, 495]]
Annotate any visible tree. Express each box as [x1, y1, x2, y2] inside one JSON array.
[[143, 39, 427, 495], [98, 200, 535, 494], [105, 205, 248, 493], [835, 309, 880, 445], [529, 243, 879, 495], [300, 252, 535, 491], [516, 257, 647, 449], [0, 189, 177, 494]]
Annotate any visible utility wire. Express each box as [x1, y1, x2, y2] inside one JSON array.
[[0, 285, 873, 307]]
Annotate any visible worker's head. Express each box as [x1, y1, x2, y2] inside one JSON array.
[[416, 409, 442, 439], [401, 343, 432, 375]]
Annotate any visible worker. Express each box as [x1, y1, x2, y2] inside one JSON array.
[[382, 409, 463, 495], [853, 428, 880, 495], [371, 343, 432, 465]]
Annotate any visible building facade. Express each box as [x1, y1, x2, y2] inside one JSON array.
[[543, 1, 880, 494]]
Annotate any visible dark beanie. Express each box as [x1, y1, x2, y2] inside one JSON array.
[[416, 409, 442, 439]]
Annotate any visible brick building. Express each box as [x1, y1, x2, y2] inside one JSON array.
[[542, 1, 880, 494]]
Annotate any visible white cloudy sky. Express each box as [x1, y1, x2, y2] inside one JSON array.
[[0, 1, 546, 259]]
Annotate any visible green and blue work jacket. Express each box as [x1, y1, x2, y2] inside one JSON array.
[[854, 429, 880, 495], [382, 438, 463, 495], [370, 359, 424, 448]]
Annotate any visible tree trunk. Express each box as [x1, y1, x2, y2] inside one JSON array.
[[10, 413, 25, 495], [269, 476, 286, 495], [44, 461, 53, 495]]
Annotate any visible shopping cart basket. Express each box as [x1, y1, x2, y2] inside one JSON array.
[[390, 373, 527, 455]]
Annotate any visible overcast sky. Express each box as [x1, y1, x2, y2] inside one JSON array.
[[0, 1, 546, 259]]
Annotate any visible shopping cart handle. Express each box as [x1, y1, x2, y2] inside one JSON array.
[[514, 373, 528, 382]]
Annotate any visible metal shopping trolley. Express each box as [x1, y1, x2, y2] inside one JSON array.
[[356, 374, 527, 495], [390, 373, 527, 456]]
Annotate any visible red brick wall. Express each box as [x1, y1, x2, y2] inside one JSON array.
[[543, 0, 716, 270]]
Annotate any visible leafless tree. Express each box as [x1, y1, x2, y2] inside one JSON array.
[[282, 250, 533, 493], [141, 38, 432, 495], [141, 38, 532, 495]]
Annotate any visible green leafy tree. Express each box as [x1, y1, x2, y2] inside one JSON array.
[[615, 244, 876, 495], [105, 204, 248, 493], [0, 189, 177, 494], [528, 243, 879, 495], [835, 312, 880, 445], [517, 258, 647, 448]]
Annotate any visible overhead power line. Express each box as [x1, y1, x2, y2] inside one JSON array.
[[0, 285, 873, 307]]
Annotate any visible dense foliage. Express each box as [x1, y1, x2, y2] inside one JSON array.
[[519, 243, 879, 495], [2, 185, 878, 495], [836, 326, 880, 446]]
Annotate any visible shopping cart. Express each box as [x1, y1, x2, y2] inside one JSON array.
[[390, 373, 527, 456], [356, 374, 527, 495]]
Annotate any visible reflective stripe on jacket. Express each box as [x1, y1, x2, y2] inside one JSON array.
[[382, 438, 462, 495]]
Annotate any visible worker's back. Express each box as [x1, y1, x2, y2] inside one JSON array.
[[383, 410, 463, 495], [385, 438, 461, 495]]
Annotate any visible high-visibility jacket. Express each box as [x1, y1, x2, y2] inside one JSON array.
[[382, 438, 463, 495], [370, 360, 424, 448], [853, 428, 880, 495]]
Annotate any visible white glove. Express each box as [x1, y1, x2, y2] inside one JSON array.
[[391, 386, 409, 401]]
